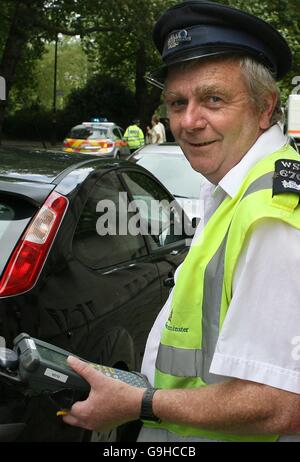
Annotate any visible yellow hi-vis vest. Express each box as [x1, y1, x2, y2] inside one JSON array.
[[124, 124, 144, 149], [147, 145, 300, 442]]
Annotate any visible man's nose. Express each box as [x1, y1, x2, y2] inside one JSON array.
[[181, 102, 208, 131]]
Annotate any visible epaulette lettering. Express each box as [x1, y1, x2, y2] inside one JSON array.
[[273, 159, 300, 196]]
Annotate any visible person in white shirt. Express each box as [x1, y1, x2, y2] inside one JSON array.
[[151, 115, 166, 144], [62, 1, 300, 442]]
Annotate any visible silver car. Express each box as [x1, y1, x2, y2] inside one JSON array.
[[129, 143, 208, 221], [63, 122, 131, 158]]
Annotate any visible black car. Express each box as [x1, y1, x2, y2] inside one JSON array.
[[0, 148, 190, 442]]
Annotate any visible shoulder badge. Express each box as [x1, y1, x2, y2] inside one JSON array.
[[273, 159, 300, 196]]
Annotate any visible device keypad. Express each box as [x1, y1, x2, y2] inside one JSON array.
[[89, 363, 148, 388]]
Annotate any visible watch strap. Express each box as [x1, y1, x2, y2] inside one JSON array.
[[140, 387, 161, 422]]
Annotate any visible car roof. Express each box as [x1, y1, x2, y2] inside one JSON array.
[[130, 143, 183, 159], [0, 147, 145, 205], [0, 147, 133, 183], [71, 123, 109, 130], [0, 148, 92, 205], [0, 148, 96, 183], [82, 122, 115, 127]]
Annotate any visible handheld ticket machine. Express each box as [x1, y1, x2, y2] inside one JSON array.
[[0, 333, 150, 412]]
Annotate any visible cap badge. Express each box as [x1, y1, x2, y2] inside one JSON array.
[[167, 29, 192, 50]]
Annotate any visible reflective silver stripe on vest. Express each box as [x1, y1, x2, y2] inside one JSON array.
[[156, 343, 215, 377], [201, 230, 227, 383], [138, 426, 224, 442], [243, 172, 273, 199], [156, 172, 274, 384]]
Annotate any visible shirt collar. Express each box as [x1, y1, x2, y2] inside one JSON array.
[[213, 124, 287, 199]]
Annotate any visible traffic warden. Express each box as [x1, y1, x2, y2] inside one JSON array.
[[63, 1, 300, 442], [124, 118, 145, 153]]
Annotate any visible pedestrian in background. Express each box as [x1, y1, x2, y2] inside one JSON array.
[[151, 115, 166, 144], [124, 118, 145, 153]]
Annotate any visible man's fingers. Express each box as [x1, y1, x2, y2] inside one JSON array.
[[62, 413, 81, 428], [67, 356, 102, 387]]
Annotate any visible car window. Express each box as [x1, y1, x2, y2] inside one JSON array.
[[68, 127, 108, 140], [73, 171, 148, 269], [135, 154, 203, 199], [121, 171, 188, 249], [88, 128, 108, 139], [112, 128, 122, 140], [68, 127, 92, 139], [0, 195, 37, 275]]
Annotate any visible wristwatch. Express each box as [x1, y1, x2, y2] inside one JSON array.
[[140, 387, 161, 422]]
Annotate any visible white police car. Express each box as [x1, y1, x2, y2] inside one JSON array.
[[63, 119, 130, 158]]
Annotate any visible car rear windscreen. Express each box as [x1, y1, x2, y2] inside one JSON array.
[[69, 127, 108, 140], [0, 195, 37, 276]]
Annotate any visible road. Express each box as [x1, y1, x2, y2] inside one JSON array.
[[1, 139, 63, 150]]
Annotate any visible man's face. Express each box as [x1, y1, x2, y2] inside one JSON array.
[[164, 59, 271, 184]]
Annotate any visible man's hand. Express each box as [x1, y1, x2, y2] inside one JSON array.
[[62, 356, 145, 432]]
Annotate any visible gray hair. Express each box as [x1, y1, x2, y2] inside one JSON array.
[[239, 56, 282, 126]]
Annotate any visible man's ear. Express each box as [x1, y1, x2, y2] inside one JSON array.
[[259, 92, 278, 130]]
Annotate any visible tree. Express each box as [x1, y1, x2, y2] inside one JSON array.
[[0, 0, 178, 139], [78, 0, 300, 125], [62, 73, 137, 129], [80, 0, 177, 128], [224, 0, 300, 101], [0, 0, 299, 141], [0, 0, 121, 141], [34, 37, 89, 110]]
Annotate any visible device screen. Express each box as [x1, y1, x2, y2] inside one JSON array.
[[37, 345, 70, 369]]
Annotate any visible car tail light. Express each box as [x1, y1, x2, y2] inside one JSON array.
[[0, 191, 68, 297]]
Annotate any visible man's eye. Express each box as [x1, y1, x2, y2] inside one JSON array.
[[208, 96, 222, 103], [168, 99, 186, 108]]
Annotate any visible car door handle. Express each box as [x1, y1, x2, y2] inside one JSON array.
[[163, 276, 174, 288]]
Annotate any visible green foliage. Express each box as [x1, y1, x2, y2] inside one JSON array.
[[1, 0, 300, 140], [3, 106, 53, 140], [34, 37, 89, 110], [3, 72, 137, 141], [62, 73, 137, 130], [81, 0, 176, 90], [223, 0, 300, 102]]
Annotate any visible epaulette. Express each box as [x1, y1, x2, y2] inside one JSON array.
[[273, 159, 300, 196]]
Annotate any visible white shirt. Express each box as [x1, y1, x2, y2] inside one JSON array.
[[142, 124, 300, 397], [152, 123, 166, 144], [158, 122, 166, 143]]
